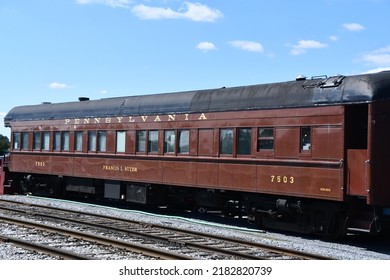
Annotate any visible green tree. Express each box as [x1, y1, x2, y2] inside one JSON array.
[[0, 134, 10, 155]]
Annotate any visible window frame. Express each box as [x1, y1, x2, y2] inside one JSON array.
[[136, 130, 146, 153], [178, 129, 190, 154], [300, 126, 311, 153], [237, 128, 252, 156], [148, 130, 159, 153], [53, 132, 61, 151], [13, 132, 20, 150], [41, 132, 50, 151], [74, 131, 83, 152], [257, 127, 275, 152], [62, 131, 70, 151], [97, 131, 107, 152], [219, 128, 234, 155], [164, 130, 176, 154], [88, 131, 97, 152], [33, 132, 41, 151], [116, 131, 126, 153], [21, 132, 29, 150]]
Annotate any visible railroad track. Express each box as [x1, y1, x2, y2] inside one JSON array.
[[0, 233, 92, 260], [0, 197, 332, 260], [0, 215, 192, 260]]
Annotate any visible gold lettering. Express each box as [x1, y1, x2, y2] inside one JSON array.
[[64, 112, 209, 126], [270, 175, 295, 184], [102, 165, 119, 171], [124, 166, 138, 172], [103, 165, 138, 172], [320, 188, 331, 192], [198, 113, 207, 120]]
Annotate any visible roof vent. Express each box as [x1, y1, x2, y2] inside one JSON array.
[[296, 75, 307, 81], [78, 97, 90, 102]]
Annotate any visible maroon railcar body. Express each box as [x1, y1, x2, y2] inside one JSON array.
[[3, 71, 390, 237]]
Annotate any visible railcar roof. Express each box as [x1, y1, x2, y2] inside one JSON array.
[[5, 71, 390, 125]]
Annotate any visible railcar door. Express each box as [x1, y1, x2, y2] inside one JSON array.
[[367, 100, 390, 206], [345, 104, 369, 197]]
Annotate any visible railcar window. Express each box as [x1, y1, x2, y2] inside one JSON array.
[[178, 130, 189, 154], [42, 132, 50, 151], [53, 132, 61, 150], [116, 131, 126, 153], [21, 132, 29, 150], [164, 130, 175, 153], [98, 131, 107, 152], [88, 131, 97, 152], [136, 130, 146, 153], [300, 127, 311, 151], [13, 133, 20, 150], [220, 128, 233, 155], [237, 128, 252, 155], [62, 132, 70, 151], [148, 130, 158, 153], [33, 132, 41, 150], [75, 131, 83, 151], [258, 128, 274, 150]]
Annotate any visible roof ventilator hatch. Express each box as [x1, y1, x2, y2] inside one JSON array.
[[302, 75, 345, 89]]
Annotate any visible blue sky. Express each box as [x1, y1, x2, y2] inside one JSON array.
[[1, 0, 390, 137]]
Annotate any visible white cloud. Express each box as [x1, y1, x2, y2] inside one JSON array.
[[76, 0, 131, 8], [196, 41, 216, 52], [182, 2, 222, 22], [289, 40, 328, 55], [132, 5, 177, 20], [363, 67, 390, 74], [229, 40, 264, 53], [343, 23, 365, 31], [361, 45, 390, 66], [131, 2, 223, 22], [329, 35, 339, 42], [363, 53, 390, 65], [49, 82, 70, 89]]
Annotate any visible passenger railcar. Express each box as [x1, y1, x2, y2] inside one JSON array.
[[3, 71, 390, 238]]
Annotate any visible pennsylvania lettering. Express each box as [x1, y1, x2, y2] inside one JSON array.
[[65, 113, 208, 125]]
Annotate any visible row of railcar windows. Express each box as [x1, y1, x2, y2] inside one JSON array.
[[12, 129, 191, 154], [12, 127, 311, 156]]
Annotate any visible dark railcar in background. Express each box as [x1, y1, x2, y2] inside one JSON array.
[[3, 71, 390, 238]]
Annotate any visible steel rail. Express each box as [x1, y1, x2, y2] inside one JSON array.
[[0, 215, 193, 260], [0, 234, 93, 260], [0, 198, 333, 260]]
